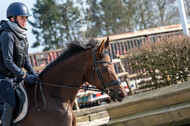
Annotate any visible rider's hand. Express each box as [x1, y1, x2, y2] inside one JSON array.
[[24, 74, 37, 84]]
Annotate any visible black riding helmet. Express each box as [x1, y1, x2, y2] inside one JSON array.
[[6, 2, 31, 19]]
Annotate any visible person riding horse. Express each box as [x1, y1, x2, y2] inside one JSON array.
[[0, 2, 37, 126]]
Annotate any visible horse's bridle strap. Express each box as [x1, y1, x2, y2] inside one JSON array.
[[105, 80, 121, 86], [92, 49, 121, 91]]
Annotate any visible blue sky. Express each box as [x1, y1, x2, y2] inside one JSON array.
[[0, 0, 43, 54]]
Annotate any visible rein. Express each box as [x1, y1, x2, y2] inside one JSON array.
[[34, 78, 101, 111], [34, 80, 100, 91], [34, 48, 121, 111]]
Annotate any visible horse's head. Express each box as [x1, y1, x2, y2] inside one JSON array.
[[88, 37, 126, 102]]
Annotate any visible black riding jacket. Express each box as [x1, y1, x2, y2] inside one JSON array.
[[0, 20, 35, 78]]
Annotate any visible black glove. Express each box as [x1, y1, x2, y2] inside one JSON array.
[[15, 77, 23, 83], [24, 74, 37, 84], [33, 73, 38, 77]]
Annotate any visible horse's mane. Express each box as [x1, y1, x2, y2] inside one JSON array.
[[39, 39, 98, 76]]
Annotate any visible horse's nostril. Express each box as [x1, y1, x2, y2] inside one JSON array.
[[119, 92, 124, 98]]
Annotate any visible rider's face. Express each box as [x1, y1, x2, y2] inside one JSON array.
[[16, 16, 28, 28]]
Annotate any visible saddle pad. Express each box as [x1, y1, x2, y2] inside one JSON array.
[[14, 82, 29, 123], [0, 82, 29, 124]]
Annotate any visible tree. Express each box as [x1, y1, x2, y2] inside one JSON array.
[[100, 0, 127, 34], [84, 0, 103, 39], [29, 0, 60, 51], [29, 0, 184, 51], [184, 0, 190, 22], [154, 0, 180, 26], [29, 0, 81, 51], [121, 0, 138, 32], [84, 0, 136, 37], [58, 0, 81, 41]]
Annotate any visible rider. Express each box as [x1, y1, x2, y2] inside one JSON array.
[[0, 2, 37, 126]]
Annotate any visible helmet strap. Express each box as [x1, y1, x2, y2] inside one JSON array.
[[13, 16, 17, 23], [13, 16, 24, 29]]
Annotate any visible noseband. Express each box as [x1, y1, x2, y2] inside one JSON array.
[[92, 49, 121, 92]]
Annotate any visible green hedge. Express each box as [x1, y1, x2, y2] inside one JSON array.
[[125, 35, 190, 90]]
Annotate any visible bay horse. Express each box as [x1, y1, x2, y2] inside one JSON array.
[[17, 37, 126, 126]]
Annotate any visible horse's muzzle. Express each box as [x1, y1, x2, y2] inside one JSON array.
[[109, 87, 126, 102], [118, 91, 126, 101]]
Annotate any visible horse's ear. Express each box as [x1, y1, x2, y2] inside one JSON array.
[[97, 39, 105, 54], [105, 36, 109, 48]]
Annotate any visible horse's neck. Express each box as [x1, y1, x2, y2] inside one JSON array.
[[38, 50, 92, 102]]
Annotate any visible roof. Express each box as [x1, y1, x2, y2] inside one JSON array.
[[95, 23, 190, 42]]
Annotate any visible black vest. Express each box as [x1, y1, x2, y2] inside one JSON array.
[[0, 21, 29, 77]]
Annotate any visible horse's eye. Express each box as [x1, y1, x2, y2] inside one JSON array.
[[101, 67, 108, 72]]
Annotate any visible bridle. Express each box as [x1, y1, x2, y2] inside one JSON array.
[[34, 48, 121, 111], [92, 48, 121, 93]]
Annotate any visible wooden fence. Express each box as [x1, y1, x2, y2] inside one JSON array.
[[29, 49, 63, 72]]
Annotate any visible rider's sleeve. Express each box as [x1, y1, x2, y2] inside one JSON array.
[[1, 31, 25, 78], [24, 52, 36, 75]]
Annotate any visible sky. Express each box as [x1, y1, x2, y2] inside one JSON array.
[[0, 0, 43, 54]]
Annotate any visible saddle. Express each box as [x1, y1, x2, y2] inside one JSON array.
[[0, 83, 28, 124]]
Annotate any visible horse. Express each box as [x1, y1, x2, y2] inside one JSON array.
[[16, 37, 126, 126]]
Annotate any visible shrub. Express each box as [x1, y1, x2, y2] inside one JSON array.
[[125, 35, 190, 90]]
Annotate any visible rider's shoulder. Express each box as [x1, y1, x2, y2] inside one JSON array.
[[0, 20, 12, 35], [1, 30, 14, 39]]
